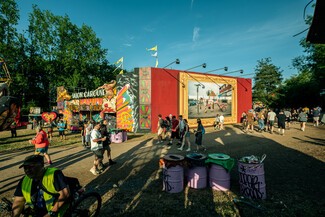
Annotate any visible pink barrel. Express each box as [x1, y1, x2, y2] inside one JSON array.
[[187, 166, 207, 189], [163, 165, 184, 193], [111, 131, 123, 143], [209, 164, 230, 191], [238, 162, 266, 199], [122, 130, 127, 142]]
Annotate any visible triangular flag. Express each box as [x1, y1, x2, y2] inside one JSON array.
[[147, 45, 157, 51], [151, 52, 158, 57], [119, 70, 124, 75], [115, 57, 123, 65]]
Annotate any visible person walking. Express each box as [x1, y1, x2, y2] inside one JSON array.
[[312, 107, 320, 127], [267, 109, 277, 134], [57, 119, 66, 140], [241, 111, 248, 130], [284, 109, 292, 129], [176, 115, 185, 147], [85, 120, 93, 148], [277, 110, 286, 135], [168, 115, 179, 146], [90, 122, 106, 175], [47, 118, 55, 141], [214, 114, 220, 130], [245, 109, 255, 133], [257, 110, 265, 132], [156, 114, 164, 144], [298, 109, 308, 131], [194, 118, 206, 152], [12, 155, 70, 217], [10, 121, 17, 137], [219, 114, 225, 130], [178, 119, 191, 151], [29, 126, 52, 165], [100, 120, 116, 166]]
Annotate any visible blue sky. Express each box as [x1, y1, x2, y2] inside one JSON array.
[[16, 0, 314, 79]]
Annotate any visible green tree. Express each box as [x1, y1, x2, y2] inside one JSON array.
[[253, 57, 283, 107]]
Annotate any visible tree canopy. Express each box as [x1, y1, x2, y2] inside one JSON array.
[[0, 1, 122, 113]]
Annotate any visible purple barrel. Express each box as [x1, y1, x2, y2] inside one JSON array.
[[187, 166, 207, 189], [185, 153, 207, 189], [163, 165, 184, 193], [111, 131, 123, 143], [209, 164, 230, 191], [162, 154, 185, 193], [238, 161, 266, 199]]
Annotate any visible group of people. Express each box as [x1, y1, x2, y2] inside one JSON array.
[[213, 113, 225, 130], [241, 106, 322, 135], [11, 117, 118, 216], [157, 114, 207, 152]]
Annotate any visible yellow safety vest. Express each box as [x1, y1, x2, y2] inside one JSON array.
[[22, 168, 68, 217]]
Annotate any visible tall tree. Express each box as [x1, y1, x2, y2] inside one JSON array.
[[253, 57, 283, 108]]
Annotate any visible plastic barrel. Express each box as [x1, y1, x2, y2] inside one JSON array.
[[163, 165, 184, 193], [209, 164, 230, 191], [111, 131, 123, 143], [187, 166, 207, 189], [122, 130, 127, 142], [238, 162, 266, 199]]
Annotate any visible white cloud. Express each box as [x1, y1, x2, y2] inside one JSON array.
[[192, 27, 200, 42], [191, 0, 194, 10]]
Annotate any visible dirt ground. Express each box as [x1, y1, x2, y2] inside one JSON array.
[[0, 122, 324, 217]]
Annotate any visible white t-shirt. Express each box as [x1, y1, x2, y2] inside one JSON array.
[[90, 129, 103, 151], [219, 115, 224, 123], [267, 111, 277, 121]]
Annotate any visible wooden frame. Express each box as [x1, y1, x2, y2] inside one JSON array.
[[179, 72, 238, 127]]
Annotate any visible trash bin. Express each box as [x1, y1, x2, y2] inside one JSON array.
[[238, 155, 266, 199], [185, 153, 208, 189], [161, 154, 185, 193]]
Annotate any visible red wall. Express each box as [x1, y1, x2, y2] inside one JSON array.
[[236, 77, 252, 122], [149, 68, 252, 132], [151, 68, 180, 131]]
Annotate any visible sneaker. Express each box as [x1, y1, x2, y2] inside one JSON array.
[[186, 148, 191, 152], [90, 167, 98, 176], [177, 147, 183, 151], [156, 141, 161, 144]]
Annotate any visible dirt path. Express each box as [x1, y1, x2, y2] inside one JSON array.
[[1, 123, 324, 216]]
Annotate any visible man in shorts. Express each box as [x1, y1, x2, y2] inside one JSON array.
[[29, 126, 52, 165], [100, 120, 116, 166], [90, 122, 106, 175], [267, 109, 277, 134]]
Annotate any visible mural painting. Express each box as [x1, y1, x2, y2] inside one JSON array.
[[139, 67, 152, 130], [188, 81, 232, 119], [179, 72, 237, 127], [116, 71, 139, 132]]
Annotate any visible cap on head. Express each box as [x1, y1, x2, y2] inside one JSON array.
[[19, 155, 44, 168]]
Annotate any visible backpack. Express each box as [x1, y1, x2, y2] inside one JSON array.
[[161, 119, 168, 128], [201, 125, 205, 134]]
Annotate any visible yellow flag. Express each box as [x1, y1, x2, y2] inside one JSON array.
[[115, 57, 123, 65], [119, 70, 124, 75], [147, 45, 157, 51]]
